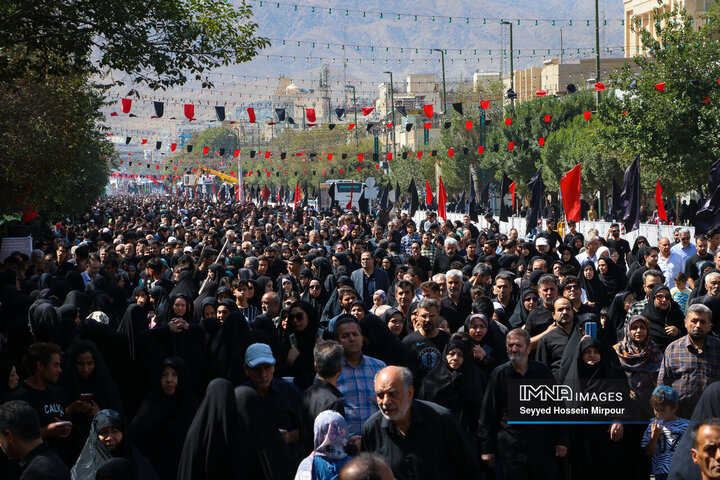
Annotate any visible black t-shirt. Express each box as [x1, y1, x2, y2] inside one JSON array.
[[607, 238, 631, 269], [5, 383, 67, 427], [685, 253, 713, 281], [402, 330, 450, 386]]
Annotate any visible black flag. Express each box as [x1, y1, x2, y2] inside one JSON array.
[[379, 183, 390, 211], [153, 101, 164, 118], [500, 173, 512, 222], [275, 108, 286, 121], [288, 116, 295, 125], [215, 106, 225, 122], [611, 177, 622, 220], [481, 183, 490, 208], [335, 108, 345, 120], [696, 185, 720, 235], [452, 103, 464, 115], [329, 182, 336, 206], [708, 157, 720, 194], [156, 141, 162, 150], [456, 188, 466, 213], [395, 181, 400, 207], [405, 123, 413, 132], [125, 137, 131, 145], [408, 178, 420, 216], [302, 186, 309, 208], [525, 168, 545, 234], [620, 155, 641, 233], [396, 106, 407, 117], [468, 178, 478, 222], [358, 190, 369, 214]]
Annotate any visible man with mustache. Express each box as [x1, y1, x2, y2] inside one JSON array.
[[659, 304, 720, 418], [360, 366, 480, 480], [479, 328, 568, 478]]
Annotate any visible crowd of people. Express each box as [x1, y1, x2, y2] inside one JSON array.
[[1, 194, 720, 480]]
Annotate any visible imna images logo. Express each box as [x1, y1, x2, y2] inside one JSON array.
[[519, 384, 573, 402]]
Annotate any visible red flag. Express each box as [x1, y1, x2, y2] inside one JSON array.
[[184, 104, 194, 120], [480, 100, 490, 110], [509, 181, 516, 209], [386, 152, 392, 161], [478, 145, 484, 154], [539, 137, 546, 146], [328, 153, 333, 161], [170, 143, 177, 152], [362, 107, 374, 116], [655, 82, 666, 93], [656, 178, 668, 222], [294, 183, 302, 207], [141, 139, 147, 145], [508, 142, 515, 151], [583, 111, 592, 120], [306, 108, 316, 122], [423, 105, 434, 118], [424, 122, 432, 129], [594, 82, 606, 91], [544, 115, 552, 123], [438, 176, 447, 220], [425, 180, 433, 205], [465, 121, 473, 130], [536, 90, 547, 97], [348, 124, 356, 130], [505, 118, 513, 126], [448, 149, 454, 157], [247, 108, 256, 123], [202, 146, 209, 155], [417, 151, 423, 159], [121, 98, 132, 113], [262, 186, 270, 202], [560, 164, 582, 222], [234, 149, 240, 158]]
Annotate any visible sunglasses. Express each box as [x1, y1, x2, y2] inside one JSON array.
[[289, 312, 305, 321], [655, 293, 671, 300], [564, 284, 580, 291], [524, 296, 539, 302], [309, 285, 321, 290]]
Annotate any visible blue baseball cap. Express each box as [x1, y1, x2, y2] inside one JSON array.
[[652, 385, 679, 404], [245, 343, 276, 368]]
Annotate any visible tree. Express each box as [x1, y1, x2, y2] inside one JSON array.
[[0, 59, 115, 218], [602, 2, 720, 197], [1, 0, 269, 89]]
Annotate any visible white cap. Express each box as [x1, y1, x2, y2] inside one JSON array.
[[183, 246, 193, 253], [535, 237, 549, 247], [167, 236, 178, 244]]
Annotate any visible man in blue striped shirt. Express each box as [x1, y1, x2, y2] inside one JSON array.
[[334, 317, 386, 438]]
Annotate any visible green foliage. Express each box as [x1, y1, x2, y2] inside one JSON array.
[[0, 59, 115, 218], [0, 0, 269, 89], [603, 2, 720, 195], [481, 91, 598, 195]]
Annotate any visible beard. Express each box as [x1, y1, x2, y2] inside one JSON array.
[[380, 401, 410, 423], [509, 352, 527, 366]]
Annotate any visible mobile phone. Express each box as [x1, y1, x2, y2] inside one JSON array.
[[584, 322, 597, 339], [80, 393, 93, 403]]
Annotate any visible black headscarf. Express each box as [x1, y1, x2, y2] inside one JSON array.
[[300, 278, 329, 325], [602, 291, 634, 346], [94, 458, 139, 480], [64, 290, 92, 320], [27, 300, 60, 344], [117, 304, 149, 361], [579, 260, 610, 309], [417, 339, 485, 434], [508, 287, 536, 329], [358, 313, 406, 366], [463, 313, 508, 373], [562, 337, 627, 410], [381, 308, 408, 339], [177, 379, 249, 480], [0, 359, 16, 400], [210, 310, 253, 383], [148, 286, 170, 326], [558, 244, 581, 274], [127, 357, 198, 480], [641, 284, 686, 350], [597, 257, 627, 299], [162, 293, 193, 325], [71, 409, 159, 480], [279, 300, 319, 390]]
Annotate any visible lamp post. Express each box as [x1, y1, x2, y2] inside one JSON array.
[[595, 0, 601, 105], [432, 49, 448, 116], [382, 71, 396, 173], [345, 84, 358, 146], [501, 21, 514, 103]]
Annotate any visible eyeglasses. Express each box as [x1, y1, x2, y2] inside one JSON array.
[[564, 284, 580, 291]]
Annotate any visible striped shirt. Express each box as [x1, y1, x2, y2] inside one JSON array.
[[337, 354, 386, 436], [641, 418, 689, 475]]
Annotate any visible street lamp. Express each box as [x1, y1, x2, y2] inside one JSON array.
[[382, 71, 396, 172], [594, 0, 601, 105], [501, 21, 514, 103], [432, 49, 447, 116], [345, 84, 358, 146]]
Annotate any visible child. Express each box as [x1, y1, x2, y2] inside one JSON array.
[[670, 273, 691, 314], [295, 411, 350, 480], [641, 385, 689, 480]]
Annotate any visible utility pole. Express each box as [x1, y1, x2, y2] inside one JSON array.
[[345, 85, 358, 146], [501, 21, 514, 104], [382, 72, 396, 173], [432, 49, 448, 115], [595, 0, 601, 105]]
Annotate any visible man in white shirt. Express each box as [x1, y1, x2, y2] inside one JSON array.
[[575, 235, 600, 266], [658, 236, 685, 289]]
